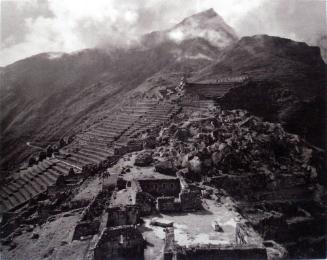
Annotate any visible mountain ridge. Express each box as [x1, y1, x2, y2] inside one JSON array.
[[0, 9, 326, 174]]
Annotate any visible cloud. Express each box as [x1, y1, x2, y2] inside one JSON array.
[[0, 0, 326, 66]]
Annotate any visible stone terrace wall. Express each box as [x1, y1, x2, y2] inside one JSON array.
[[137, 178, 181, 197]]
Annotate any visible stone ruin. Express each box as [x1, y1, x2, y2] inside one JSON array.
[[92, 225, 144, 260], [0, 78, 326, 259], [124, 175, 202, 214]]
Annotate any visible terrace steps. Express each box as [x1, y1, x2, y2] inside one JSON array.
[[76, 150, 109, 161], [59, 158, 85, 169], [78, 147, 112, 159], [69, 153, 102, 165], [51, 163, 71, 176], [17, 187, 30, 200], [79, 144, 113, 154]]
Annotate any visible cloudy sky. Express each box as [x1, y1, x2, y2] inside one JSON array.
[[0, 0, 326, 66]]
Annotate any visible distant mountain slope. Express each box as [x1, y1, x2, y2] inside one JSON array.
[[0, 10, 227, 173], [195, 35, 326, 148], [1, 10, 326, 175], [0, 47, 175, 171]]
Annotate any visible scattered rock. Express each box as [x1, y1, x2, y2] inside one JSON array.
[[212, 221, 224, 232]]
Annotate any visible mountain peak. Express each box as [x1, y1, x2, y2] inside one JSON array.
[[169, 8, 238, 48], [142, 8, 238, 49], [191, 8, 218, 19]]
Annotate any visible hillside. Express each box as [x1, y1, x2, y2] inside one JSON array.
[[0, 8, 326, 260], [0, 32, 223, 173], [0, 10, 325, 171], [194, 35, 326, 148]]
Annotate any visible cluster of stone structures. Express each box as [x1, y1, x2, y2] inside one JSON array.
[[126, 175, 202, 213], [0, 76, 326, 259]]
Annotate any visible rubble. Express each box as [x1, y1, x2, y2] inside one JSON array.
[[157, 108, 321, 187]]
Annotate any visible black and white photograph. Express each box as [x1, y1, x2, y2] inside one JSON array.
[[0, 0, 326, 259]]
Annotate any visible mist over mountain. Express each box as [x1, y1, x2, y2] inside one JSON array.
[[0, 8, 325, 173], [142, 8, 238, 49], [1, 8, 327, 260]]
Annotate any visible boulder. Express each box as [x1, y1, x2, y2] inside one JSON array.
[[134, 151, 153, 167], [150, 218, 173, 228], [212, 221, 224, 232], [155, 160, 177, 175]]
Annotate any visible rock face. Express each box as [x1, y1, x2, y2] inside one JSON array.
[[0, 9, 236, 174], [195, 34, 326, 149], [220, 80, 326, 149]]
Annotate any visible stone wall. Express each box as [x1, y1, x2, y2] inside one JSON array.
[[93, 225, 144, 260], [107, 205, 140, 227], [156, 196, 181, 212], [81, 190, 109, 221], [137, 178, 181, 197], [235, 223, 263, 245], [179, 189, 202, 211], [114, 143, 143, 156], [163, 227, 175, 260]]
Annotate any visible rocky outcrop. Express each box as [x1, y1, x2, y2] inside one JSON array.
[[220, 80, 326, 149]]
